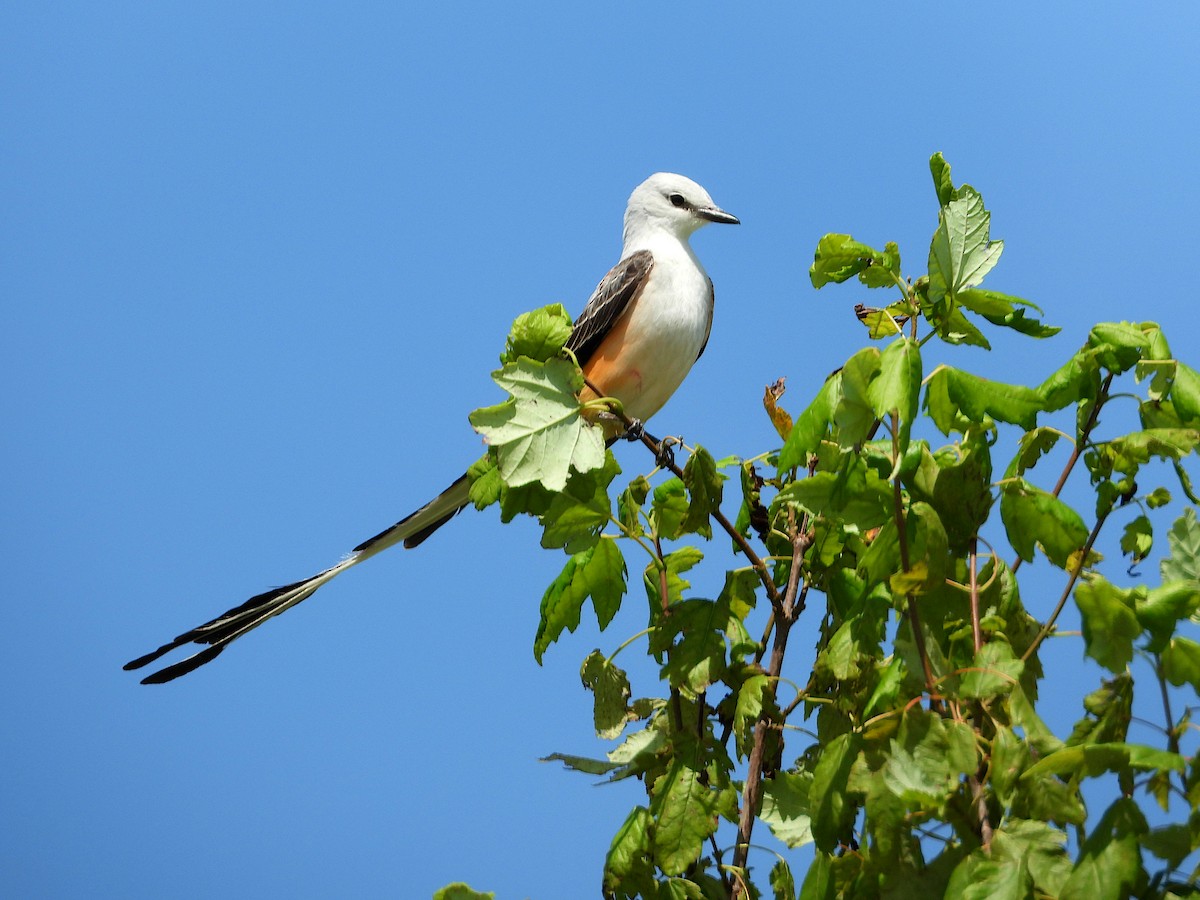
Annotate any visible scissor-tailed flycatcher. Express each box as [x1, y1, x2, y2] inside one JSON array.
[[125, 172, 738, 683]]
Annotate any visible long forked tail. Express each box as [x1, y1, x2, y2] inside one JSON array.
[[124, 474, 471, 684]]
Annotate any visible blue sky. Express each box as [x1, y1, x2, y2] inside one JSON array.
[[4, 3, 1200, 897]]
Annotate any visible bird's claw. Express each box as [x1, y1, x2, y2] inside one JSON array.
[[655, 436, 681, 469]]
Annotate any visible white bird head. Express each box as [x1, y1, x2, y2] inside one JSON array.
[[623, 173, 739, 247]]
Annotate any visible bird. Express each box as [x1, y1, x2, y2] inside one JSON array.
[[124, 172, 739, 683]]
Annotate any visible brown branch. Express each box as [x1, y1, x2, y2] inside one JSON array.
[[730, 516, 810, 897]]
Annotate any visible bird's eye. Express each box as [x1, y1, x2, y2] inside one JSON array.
[[668, 193, 688, 209]]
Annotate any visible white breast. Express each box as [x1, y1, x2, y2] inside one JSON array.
[[612, 238, 713, 422]]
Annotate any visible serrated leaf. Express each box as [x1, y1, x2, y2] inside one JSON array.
[[835, 347, 883, 447], [581, 650, 632, 739], [1119, 515, 1153, 564], [603, 806, 655, 897], [1162, 508, 1200, 585], [651, 477, 689, 541], [780, 371, 841, 469], [775, 457, 892, 532], [1171, 360, 1200, 422], [657, 598, 727, 692], [534, 540, 627, 662], [868, 337, 922, 454], [928, 186, 1004, 306], [959, 641, 1024, 700], [539, 454, 619, 551], [1066, 674, 1132, 747], [650, 762, 718, 876], [933, 367, 1044, 431], [1000, 478, 1090, 568], [810, 234, 893, 288], [930, 152, 955, 208], [761, 772, 814, 849], [1058, 798, 1146, 900], [502, 303, 573, 363], [811, 732, 861, 851], [1088, 322, 1151, 374], [1075, 577, 1140, 673], [1136, 580, 1200, 652], [469, 357, 604, 491], [681, 445, 723, 538], [1161, 636, 1200, 692], [466, 453, 502, 509]]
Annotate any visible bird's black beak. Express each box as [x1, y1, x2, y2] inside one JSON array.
[[697, 206, 740, 225]]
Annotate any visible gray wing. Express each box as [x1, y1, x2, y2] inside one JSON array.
[[565, 249, 654, 367], [696, 276, 715, 361]]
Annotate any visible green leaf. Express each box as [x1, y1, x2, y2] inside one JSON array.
[[958, 288, 1060, 338], [760, 772, 815, 849], [770, 859, 798, 900], [810, 732, 861, 852], [581, 650, 631, 740], [1136, 580, 1200, 652], [539, 454, 619, 551], [810, 234, 895, 288], [650, 762, 718, 876], [959, 641, 1024, 700], [501, 303, 573, 363], [656, 598, 727, 692], [617, 476, 648, 538], [1066, 674, 1132, 747], [856, 306, 904, 338], [650, 477, 689, 541], [929, 302, 992, 349], [603, 806, 655, 898], [1000, 478, 1089, 568], [644, 546, 704, 614], [1038, 349, 1101, 412], [433, 884, 495, 900], [469, 356, 604, 491], [1162, 508, 1200, 585], [1171, 360, 1200, 422], [868, 337, 922, 453], [1075, 577, 1140, 673], [681, 446, 723, 539], [928, 367, 1044, 431], [1058, 798, 1146, 900], [1161, 636, 1200, 692], [1088, 322, 1151, 374], [534, 540, 628, 662], [466, 453, 502, 509], [928, 186, 1004, 305], [930, 152, 955, 208], [1119, 515, 1153, 564], [944, 841, 1031, 900], [1023, 742, 1185, 781], [775, 458, 892, 532], [910, 432, 993, 554], [780, 371, 841, 469], [834, 347, 883, 448]]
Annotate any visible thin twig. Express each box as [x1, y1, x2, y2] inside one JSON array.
[[969, 536, 982, 655]]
